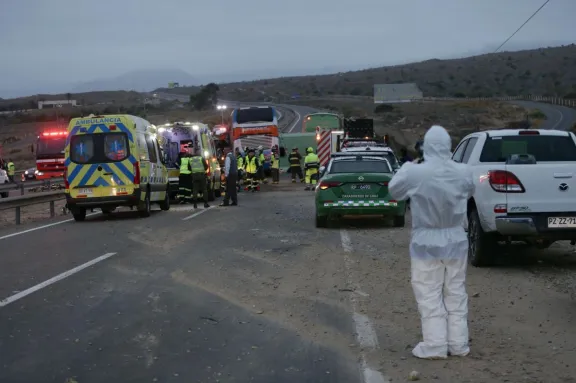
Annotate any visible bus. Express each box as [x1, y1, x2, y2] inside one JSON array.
[[36, 129, 68, 180], [230, 106, 279, 152], [302, 112, 341, 133]]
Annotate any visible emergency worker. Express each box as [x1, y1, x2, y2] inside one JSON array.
[[176, 152, 193, 203], [243, 148, 260, 192], [190, 149, 210, 209], [257, 145, 268, 185], [7, 159, 15, 182], [388, 125, 475, 360], [220, 152, 238, 206], [270, 146, 280, 184], [235, 147, 244, 192], [303, 147, 319, 191], [288, 147, 304, 183]]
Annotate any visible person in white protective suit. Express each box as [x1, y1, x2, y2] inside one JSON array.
[[388, 125, 475, 359]]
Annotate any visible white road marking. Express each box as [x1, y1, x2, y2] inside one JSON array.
[[0, 252, 117, 307], [287, 109, 302, 133], [550, 106, 564, 130], [181, 205, 214, 221], [0, 212, 100, 241], [340, 229, 389, 383]]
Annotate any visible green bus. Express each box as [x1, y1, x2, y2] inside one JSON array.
[[302, 112, 342, 133]]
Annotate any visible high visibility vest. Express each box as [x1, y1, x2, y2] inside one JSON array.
[[190, 156, 205, 174], [244, 156, 258, 173], [237, 155, 244, 169], [259, 153, 265, 164], [7, 162, 15, 176], [304, 153, 319, 170], [271, 154, 279, 169], [180, 157, 192, 175]]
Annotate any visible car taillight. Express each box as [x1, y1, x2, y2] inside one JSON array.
[[488, 170, 525, 193], [64, 168, 69, 189], [378, 181, 389, 186], [133, 163, 140, 184], [319, 181, 342, 190]]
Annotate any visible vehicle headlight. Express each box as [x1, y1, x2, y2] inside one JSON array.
[[204, 150, 209, 158], [25, 170, 28, 175]]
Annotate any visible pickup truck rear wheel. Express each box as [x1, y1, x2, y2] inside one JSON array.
[[468, 209, 497, 267]]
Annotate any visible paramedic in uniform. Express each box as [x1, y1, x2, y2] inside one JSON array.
[[257, 145, 268, 185], [271, 146, 280, 184], [220, 152, 238, 206], [190, 149, 210, 208], [288, 147, 304, 183], [243, 148, 260, 192], [235, 147, 244, 192], [177, 152, 193, 204], [304, 147, 319, 190]]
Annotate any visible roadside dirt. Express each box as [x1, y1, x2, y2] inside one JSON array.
[[345, 216, 576, 383]]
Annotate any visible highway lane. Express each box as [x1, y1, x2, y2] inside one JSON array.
[[510, 100, 576, 131], [1, 177, 576, 381], [0, 184, 363, 383]]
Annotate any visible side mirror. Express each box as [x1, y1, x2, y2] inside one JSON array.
[[319, 166, 326, 177]]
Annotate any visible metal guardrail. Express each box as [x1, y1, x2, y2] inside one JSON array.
[[0, 190, 65, 225], [0, 178, 64, 195]]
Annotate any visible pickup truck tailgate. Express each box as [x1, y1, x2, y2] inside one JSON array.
[[506, 164, 576, 212]]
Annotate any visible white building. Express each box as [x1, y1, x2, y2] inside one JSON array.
[[38, 100, 77, 109]]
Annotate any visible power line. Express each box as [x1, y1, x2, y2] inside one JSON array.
[[494, 0, 550, 53]]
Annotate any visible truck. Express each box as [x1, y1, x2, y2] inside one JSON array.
[[454, 128, 576, 266], [35, 129, 68, 180]]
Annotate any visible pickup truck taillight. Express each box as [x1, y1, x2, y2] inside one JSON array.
[[488, 170, 525, 193]]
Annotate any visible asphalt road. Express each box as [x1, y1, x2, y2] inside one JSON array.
[[510, 100, 576, 131], [1, 180, 575, 382]]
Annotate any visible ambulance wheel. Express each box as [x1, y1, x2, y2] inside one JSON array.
[[315, 214, 328, 228], [207, 184, 215, 202], [138, 188, 151, 217], [159, 186, 170, 211], [72, 208, 86, 222]]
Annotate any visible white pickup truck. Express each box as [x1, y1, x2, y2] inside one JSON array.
[[453, 129, 576, 266]]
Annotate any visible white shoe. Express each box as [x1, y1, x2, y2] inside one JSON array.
[[412, 342, 448, 360]]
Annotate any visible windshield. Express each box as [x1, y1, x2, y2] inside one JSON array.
[[37, 137, 66, 158], [236, 108, 274, 124], [330, 159, 392, 173], [70, 133, 130, 164], [480, 135, 576, 162]]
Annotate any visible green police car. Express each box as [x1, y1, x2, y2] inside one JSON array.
[[314, 153, 406, 228]]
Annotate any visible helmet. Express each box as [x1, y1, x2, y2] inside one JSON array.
[[306, 147, 314, 153], [292, 147, 298, 150], [258, 145, 263, 151]]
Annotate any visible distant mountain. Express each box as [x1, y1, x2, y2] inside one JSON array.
[[70, 69, 199, 93]]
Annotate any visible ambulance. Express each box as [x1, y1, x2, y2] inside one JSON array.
[[64, 114, 169, 221], [156, 122, 221, 201]]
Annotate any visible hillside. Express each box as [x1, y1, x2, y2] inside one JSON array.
[[157, 45, 576, 101]]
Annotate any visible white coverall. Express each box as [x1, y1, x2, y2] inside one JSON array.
[[388, 125, 475, 359]]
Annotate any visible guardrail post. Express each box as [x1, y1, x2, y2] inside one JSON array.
[[19, 183, 24, 196], [15, 206, 21, 225], [50, 200, 55, 218]]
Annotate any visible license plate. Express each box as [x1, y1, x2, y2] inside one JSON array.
[[79, 188, 93, 195], [351, 184, 371, 190], [547, 217, 576, 228]]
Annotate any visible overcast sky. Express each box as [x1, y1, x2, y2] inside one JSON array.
[[1, 0, 575, 97]]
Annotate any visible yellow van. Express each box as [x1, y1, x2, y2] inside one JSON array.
[[157, 121, 222, 201], [64, 114, 169, 221]]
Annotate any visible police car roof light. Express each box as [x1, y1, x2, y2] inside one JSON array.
[[518, 130, 539, 135]]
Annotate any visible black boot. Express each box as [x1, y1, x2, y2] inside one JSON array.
[[204, 202, 210, 208]]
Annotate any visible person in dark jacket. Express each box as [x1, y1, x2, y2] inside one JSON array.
[[400, 148, 413, 164], [221, 152, 238, 206], [288, 147, 304, 183]]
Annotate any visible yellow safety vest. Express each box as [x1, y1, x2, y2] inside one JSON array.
[[271, 154, 279, 169], [305, 153, 319, 169], [237, 155, 244, 169], [245, 156, 258, 173], [190, 156, 205, 174], [7, 162, 15, 176], [180, 158, 192, 175]]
